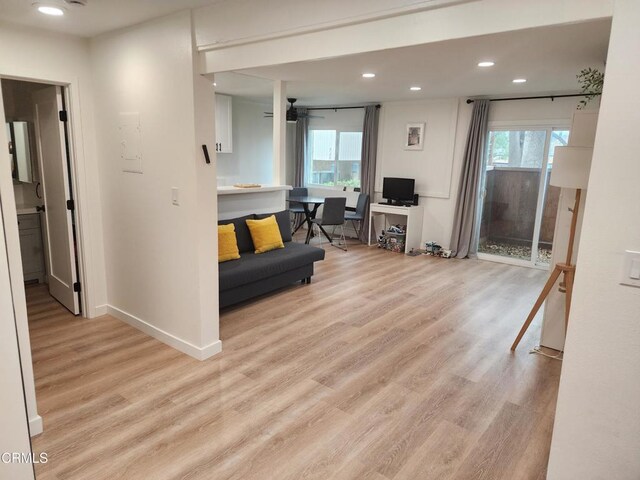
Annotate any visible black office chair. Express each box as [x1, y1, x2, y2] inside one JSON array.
[[289, 187, 307, 234], [312, 197, 347, 250], [345, 193, 369, 241]]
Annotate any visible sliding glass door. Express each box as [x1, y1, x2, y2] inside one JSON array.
[[477, 126, 570, 268]]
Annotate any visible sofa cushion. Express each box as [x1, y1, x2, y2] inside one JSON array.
[[218, 242, 325, 291], [255, 210, 293, 243], [218, 223, 241, 262], [245, 215, 285, 254], [218, 214, 255, 253]]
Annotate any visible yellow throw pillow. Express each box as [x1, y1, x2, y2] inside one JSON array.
[[245, 215, 285, 254], [218, 224, 241, 262]]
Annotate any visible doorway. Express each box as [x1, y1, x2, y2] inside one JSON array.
[[2, 78, 82, 315], [477, 125, 570, 268]]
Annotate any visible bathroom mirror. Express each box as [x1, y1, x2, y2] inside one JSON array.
[[6, 121, 34, 184]]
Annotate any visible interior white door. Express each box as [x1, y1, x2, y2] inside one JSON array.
[[33, 86, 79, 314]]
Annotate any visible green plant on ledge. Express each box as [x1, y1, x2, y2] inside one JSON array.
[[577, 67, 604, 109]]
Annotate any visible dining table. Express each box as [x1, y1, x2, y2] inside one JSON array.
[[287, 195, 333, 244]]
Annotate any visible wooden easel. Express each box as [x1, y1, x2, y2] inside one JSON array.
[[511, 189, 582, 351]]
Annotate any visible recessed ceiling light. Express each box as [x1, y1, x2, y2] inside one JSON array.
[[410, 86, 422, 91], [362, 73, 376, 78], [213, 82, 217, 86], [478, 61, 495, 67], [512, 78, 527, 84], [37, 5, 65, 16]]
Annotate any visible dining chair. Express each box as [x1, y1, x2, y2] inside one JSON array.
[[312, 197, 347, 251], [289, 187, 307, 234], [345, 193, 369, 241]]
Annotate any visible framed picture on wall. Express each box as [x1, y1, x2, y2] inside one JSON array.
[[404, 122, 425, 151]]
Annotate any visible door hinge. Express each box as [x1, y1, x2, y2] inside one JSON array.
[[73, 282, 81, 293], [59, 110, 68, 122], [66, 199, 75, 211]]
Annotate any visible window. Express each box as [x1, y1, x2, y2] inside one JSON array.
[[547, 129, 570, 165], [486, 130, 547, 167], [308, 129, 362, 188], [486, 129, 569, 169]]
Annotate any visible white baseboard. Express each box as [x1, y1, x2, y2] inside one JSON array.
[[198, 339, 223, 360], [92, 304, 108, 318], [29, 415, 43, 437], [107, 305, 222, 361]]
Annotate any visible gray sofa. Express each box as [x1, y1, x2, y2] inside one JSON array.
[[218, 210, 325, 308]]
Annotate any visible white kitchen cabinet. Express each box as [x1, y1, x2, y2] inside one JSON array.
[[215, 94, 233, 154]]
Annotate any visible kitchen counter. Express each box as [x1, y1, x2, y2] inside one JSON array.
[[217, 185, 292, 195], [217, 185, 292, 220]]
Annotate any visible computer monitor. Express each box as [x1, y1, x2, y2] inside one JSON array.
[[382, 177, 415, 205]]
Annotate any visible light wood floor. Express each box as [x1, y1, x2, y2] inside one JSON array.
[[29, 241, 561, 480]]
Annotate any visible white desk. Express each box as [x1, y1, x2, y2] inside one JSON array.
[[368, 203, 424, 254]]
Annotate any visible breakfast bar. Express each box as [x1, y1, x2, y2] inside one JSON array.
[[217, 185, 292, 221]]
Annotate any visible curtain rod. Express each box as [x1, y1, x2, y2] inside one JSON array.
[[305, 104, 381, 111], [466, 93, 601, 104]]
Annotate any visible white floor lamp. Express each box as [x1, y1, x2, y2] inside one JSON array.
[[511, 146, 593, 351]]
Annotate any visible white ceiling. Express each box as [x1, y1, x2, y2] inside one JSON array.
[[215, 19, 611, 106], [0, 0, 219, 37]]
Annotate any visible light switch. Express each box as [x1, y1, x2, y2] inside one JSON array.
[[171, 187, 179, 206], [630, 259, 640, 280], [620, 250, 640, 288]]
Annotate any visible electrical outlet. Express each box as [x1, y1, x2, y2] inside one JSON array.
[[171, 187, 179, 206]]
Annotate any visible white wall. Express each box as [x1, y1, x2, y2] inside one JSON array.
[[0, 206, 34, 480], [488, 96, 584, 124], [217, 97, 273, 186], [377, 98, 464, 247], [90, 11, 220, 359], [190, 24, 220, 352], [547, 0, 640, 477], [0, 21, 110, 436]]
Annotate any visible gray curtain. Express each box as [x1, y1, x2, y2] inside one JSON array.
[[294, 108, 308, 187], [450, 99, 490, 258], [359, 105, 380, 242]]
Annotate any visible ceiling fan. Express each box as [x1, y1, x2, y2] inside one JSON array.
[[264, 98, 323, 122]]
